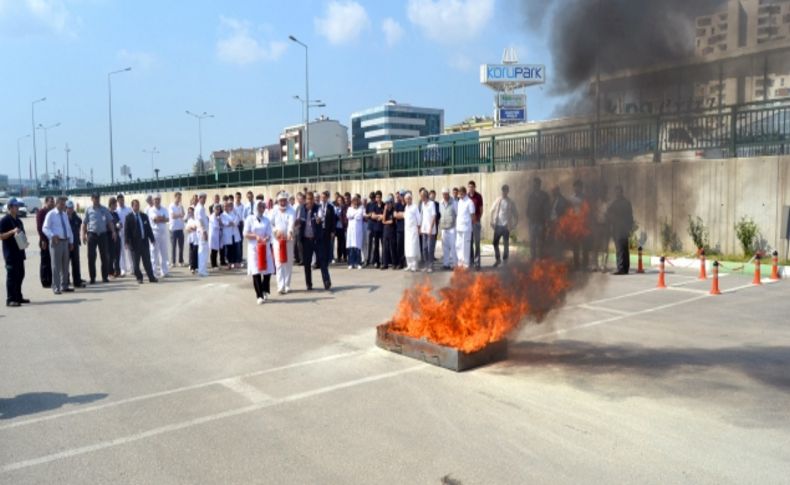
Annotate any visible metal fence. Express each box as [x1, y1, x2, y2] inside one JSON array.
[[48, 98, 790, 197]]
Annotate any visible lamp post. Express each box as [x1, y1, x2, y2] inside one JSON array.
[[289, 35, 311, 160], [16, 134, 30, 191], [31, 97, 46, 191], [185, 110, 214, 172], [37, 122, 61, 186], [64, 143, 71, 194], [143, 147, 160, 178], [108, 67, 132, 184]]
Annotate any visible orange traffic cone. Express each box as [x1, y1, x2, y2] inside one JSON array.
[[637, 246, 645, 274], [770, 250, 780, 281], [710, 261, 722, 295], [752, 254, 762, 286], [657, 256, 667, 289], [698, 248, 707, 280]]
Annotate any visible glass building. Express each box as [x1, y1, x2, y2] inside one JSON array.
[[350, 101, 444, 152]]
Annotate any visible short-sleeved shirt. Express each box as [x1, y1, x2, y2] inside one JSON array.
[[394, 202, 405, 232], [368, 202, 384, 233], [0, 214, 26, 262], [84, 205, 113, 234], [419, 201, 437, 235]]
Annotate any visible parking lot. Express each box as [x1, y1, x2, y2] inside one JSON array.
[[1, 234, 788, 484]]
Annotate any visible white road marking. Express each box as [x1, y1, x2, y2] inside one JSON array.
[[533, 293, 711, 340], [578, 304, 630, 315], [0, 365, 426, 474], [0, 350, 366, 431], [219, 378, 273, 404], [666, 286, 710, 295]]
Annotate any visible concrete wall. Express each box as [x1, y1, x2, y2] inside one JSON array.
[[69, 155, 790, 256]]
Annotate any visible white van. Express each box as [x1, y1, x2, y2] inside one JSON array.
[[22, 197, 42, 214]]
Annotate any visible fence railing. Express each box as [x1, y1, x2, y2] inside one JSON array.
[[46, 98, 790, 197]]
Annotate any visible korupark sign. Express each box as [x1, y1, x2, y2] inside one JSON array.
[[480, 64, 545, 87]]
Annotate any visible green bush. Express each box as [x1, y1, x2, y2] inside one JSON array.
[[687, 215, 709, 252], [660, 220, 681, 253], [628, 221, 639, 250], [734, 216, 759, 256]]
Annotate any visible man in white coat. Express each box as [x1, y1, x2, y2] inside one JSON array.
[[115, 193, 133, 276], [403, 192, 421, 272], [147, 193, 170, 277], [439, 188, 457, 269], [455, 186, 475, 269], [270, 191, 296, 294], [195, 193, 209, 277]]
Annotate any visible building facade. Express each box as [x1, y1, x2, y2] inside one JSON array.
[[350, 101, 444, 152], [279, 117, 349, 163]]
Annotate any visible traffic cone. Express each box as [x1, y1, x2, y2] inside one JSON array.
[[637, 246, 645, 274], [752, 254, 762, 286], [710, 261, 722, 295], [698, 248, 707, 280], [770, 250, 780, 281], [657, 256, 667, 289]]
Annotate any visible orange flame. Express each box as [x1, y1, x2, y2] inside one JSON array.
[[388, 260, 571, 352], [555, 200, 591, 243]]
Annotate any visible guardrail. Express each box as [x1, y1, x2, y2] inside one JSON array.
[[44, 98, 790, 197]]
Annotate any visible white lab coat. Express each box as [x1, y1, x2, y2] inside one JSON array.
[[269, 206, 296, 291], [345, 206, 365, 249], [404, 203, 421, 270], [116, 205, 133, 274], [244, 215, 275, 276], [455, 196, 475, 268], [147, 205, 169, 276], [195, 202, 210, 276], [221, 212, 240, 246], [208, 213, 222, 251]]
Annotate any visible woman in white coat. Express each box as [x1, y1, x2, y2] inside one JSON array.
[[345, 195, 365, 269], [208, 204, 223, 269], [403, 192, 422, 272], [244, 200, 275, 305]]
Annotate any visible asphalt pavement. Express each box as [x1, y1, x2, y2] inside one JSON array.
[[1, 232, 789, 484]]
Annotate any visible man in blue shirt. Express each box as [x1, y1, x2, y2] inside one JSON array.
[[0, 198, 29, 307]]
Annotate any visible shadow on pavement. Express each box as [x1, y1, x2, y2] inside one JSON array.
[[28, 298, 97, 306], [499, 340, 790, 393], [0, 392, 108, 420], [329, 284, 380, 294], [269, 296, 334, 304]]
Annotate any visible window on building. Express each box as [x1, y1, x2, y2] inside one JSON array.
[[697, 17, 712, 27]]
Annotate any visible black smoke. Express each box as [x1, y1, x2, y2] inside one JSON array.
[[521, 0, 727, 94]]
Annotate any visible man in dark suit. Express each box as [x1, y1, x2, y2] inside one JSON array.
[[124, 199, 158, 284], [299, 192, 331, 291], [317, 191, 335, 290]]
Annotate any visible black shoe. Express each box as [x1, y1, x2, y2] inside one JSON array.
[[149, 277, 159, 283], [306, 286, 313, 291], [77, 282, 87, 288], [63, 288, 75, 293], [102, 278, 110, 283], [20, 298, 31, 304], [89, 280, 96, 285], [381, 266, 389, 270], [6, 301, 20, 307], [138, 279, 144, 284], [324, 281, 332, 291]]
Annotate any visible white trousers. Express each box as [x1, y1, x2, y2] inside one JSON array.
[[441, 228, 456, 267], [151, 231, 169, 276], [197, 238, 208, 275], [273, 240, 294, 291], [455, 230, 471, 268], [406, 257, 419, 271], [119, 240, 133, 274]]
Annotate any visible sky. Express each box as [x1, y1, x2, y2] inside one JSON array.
[[0, 0, 559, 183]]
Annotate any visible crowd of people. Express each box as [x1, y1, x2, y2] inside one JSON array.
[[0, 177, 633, 308]]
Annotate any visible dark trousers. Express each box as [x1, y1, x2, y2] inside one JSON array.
[[189, 243, 198, 271], [302, 238, 331, 288], [5, 259, 25, 304], [366, 231, 381, 266], [252, 274, 271, 298], [528, 223, 545, 260], [171, 230, 184, 264], [318, 238, 332, 286], [383, 232, 397, 268], [493, 225, 510, 263], [70, 244, 83, 286], [396, 230, 405, 267], [615, 236, 630, 274], [302, 238, 317, 289], [220, 244, 227, 266], [572, 239, 590, 270], [224, 243, 237, 265], [39, 246, 51, 288], [336, 230, 347, 262], [348, 247, 361, 267], [132, 243, 156, 282], [110, 235, 121, 276], [294, 237, 303, 265], [87, 232, 110, 282], [211, 249, 219, 268]]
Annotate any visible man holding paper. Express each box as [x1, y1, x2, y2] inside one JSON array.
[[0, 198, 28, 307]]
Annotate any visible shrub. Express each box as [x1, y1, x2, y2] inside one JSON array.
[[734, 216, 759, 256], [628, 221, 640, 250], [660, 220, 681, 253], [687, 215, 709, 252]]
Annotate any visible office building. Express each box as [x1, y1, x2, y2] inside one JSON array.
[[280, 116, 349, 163], [350, 101, 444, 152]]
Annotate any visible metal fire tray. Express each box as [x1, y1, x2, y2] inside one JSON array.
[[376, 323, 508, 372]]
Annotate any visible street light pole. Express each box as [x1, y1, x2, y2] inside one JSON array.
[[185, 111, 214, 172], [31, 97, 46, 191], [143, 147, 160, 178], [108, 67, 132, 185], [37, 122, 61, 186], [16, 134, 30, 191], [64, 143, 71, 194], [289, 35, 310, 161]]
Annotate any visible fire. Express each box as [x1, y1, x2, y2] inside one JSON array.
[[388, 260, 571, 353], [555, 201, 591, 242]]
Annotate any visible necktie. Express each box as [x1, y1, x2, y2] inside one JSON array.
[[137, 213, 144, 238], [59, 211, 68, 239]]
